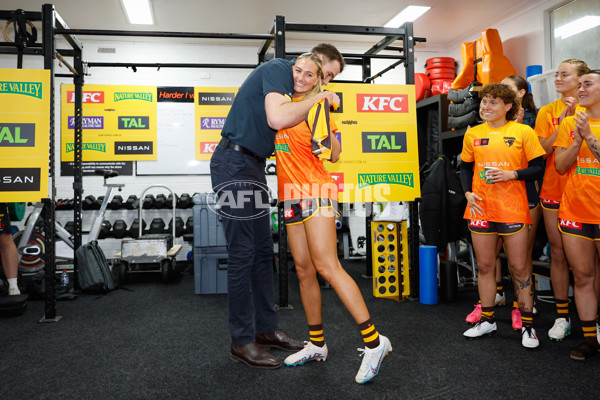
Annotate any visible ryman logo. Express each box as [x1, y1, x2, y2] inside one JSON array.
[[67, 116, 104, 129], [118, 116, 149, 129], [67, 91, 104, 103], [201, 117, 226, 130], [198, 92, 235, 105], [0, 123, 35, 147], [0, 81, 42, 99], [65, 143, 106, 153], [275, 143, 290, 153], [0, 168, 40, 192], [114, 92, 153, 102], [114, 141, 153, 155], [357, 173, 414, 189], [362, 132, 406, 153], [357, 94, 408, 113]]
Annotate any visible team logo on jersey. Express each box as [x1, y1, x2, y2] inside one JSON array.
[[503, 137, 515, 147], [569, 130, 575, 139], [552, 118, 559, 126], [474, 138, 489, 147]]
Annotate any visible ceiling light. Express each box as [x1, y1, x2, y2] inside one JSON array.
[[554, 15, 600, 39], [384, 5, 431, 28], [121, 0, 154, 25]]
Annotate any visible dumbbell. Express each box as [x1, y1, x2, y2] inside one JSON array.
[[83, 195, 96, 210], [167, 193, 178, 208], [149, 217, 166, 234], [64, 221, 75, 235], [177, 193, 192, 209], [128, 218, 147, 238], [94, 196, 105, 210], [167, 217, 184, 237], [154, 194, 167, 209], [55, 199, 66, 210], [184, 216, 193, 234], [109, 195, 124, 210], [143, 194, 156, 209], [111, 219, 128, 239], [64, 199, 75, 210], [125, 195, 139, 210], [99, 220, 112, 239]]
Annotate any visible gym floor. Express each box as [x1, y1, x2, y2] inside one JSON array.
[[2, 259, 599, 399]]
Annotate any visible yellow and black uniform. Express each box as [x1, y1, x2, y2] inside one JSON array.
[[555, 116, 600, 239], [275, 99, 339, 225], [461, 121, 546, 227], [535, 99, 584, 208]]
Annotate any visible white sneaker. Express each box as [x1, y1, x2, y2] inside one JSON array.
[[8, 287, 21, 296], [355, 335, 392, 384], [521, 326, 539, 348], [463, 320, 497, 338], [284, 342, 328, 366], [494, 293, 506, 306], [548, 317, 571, 341]]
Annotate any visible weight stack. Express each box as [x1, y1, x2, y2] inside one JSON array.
[[371, 220, 409, 302]]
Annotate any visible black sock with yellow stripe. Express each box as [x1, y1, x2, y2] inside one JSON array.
[[581, 320, 598, 346], [496, 283, 504, 296], [309, 324, 325, 347], [358, 319, 380, 349], [555, 298, 569, 321], [481, 306, 495, 323], [521, 311, 533, 328]]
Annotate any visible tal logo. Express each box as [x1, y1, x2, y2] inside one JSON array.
[[362, 132, 407, 153], [357, 94, 408, 113], [118, 117, 149, 129]]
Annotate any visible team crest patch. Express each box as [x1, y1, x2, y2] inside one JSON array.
[[503, 137, 515, 147]]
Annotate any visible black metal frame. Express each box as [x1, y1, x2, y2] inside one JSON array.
[[1, 9, 422, 313]]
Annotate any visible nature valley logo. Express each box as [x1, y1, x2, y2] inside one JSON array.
[[358, 173, 414, 189], [114, 92, 153, 102], [65, 143, 106, 153], [275, 143, 290, 153], [0, 81, 42, 99], [575, 166, 600, 177]]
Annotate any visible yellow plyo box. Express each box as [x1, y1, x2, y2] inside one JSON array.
[[371, 220, 409, 301]]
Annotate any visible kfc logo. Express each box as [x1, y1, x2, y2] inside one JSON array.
[[67, 91, 104, 103], [469, 220, 489, 228], [559, 219, 582, 230], [357, 94, 408, 113], [199, 142, 218, 154], [284, 208, 294, 219]]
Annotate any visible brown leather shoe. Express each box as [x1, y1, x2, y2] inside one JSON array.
[[255, 329, 305, 352], [230, 342, 281, 369]]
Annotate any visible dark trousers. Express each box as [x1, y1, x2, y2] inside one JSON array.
[[210, 145, 278, 345]]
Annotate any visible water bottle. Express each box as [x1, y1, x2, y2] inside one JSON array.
[[61, 270, 70, 288]]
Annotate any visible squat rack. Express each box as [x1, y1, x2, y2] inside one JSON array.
[[0, 6, 424, 317]]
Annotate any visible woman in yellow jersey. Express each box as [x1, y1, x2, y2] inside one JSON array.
[[554, 70, 600, 360], [460, 83, 545, 348], [534, 59, 589, 342], [274, 53, 391, 384]]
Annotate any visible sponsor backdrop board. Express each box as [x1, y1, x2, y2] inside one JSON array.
[[325, 83, 420, 203], [60, 84, 158, 162], [0, 69, 51, 202], [137, 87, 197, 175]]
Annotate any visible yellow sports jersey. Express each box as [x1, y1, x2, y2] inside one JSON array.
[[534, 99, 584, 202], [461, 121, 546, 223], [555, 116, 600, 224], [275, 115, 338, 202]]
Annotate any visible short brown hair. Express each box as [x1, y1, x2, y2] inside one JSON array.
[[311, 43, 345, 73], [479, 83, 519, 122]]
